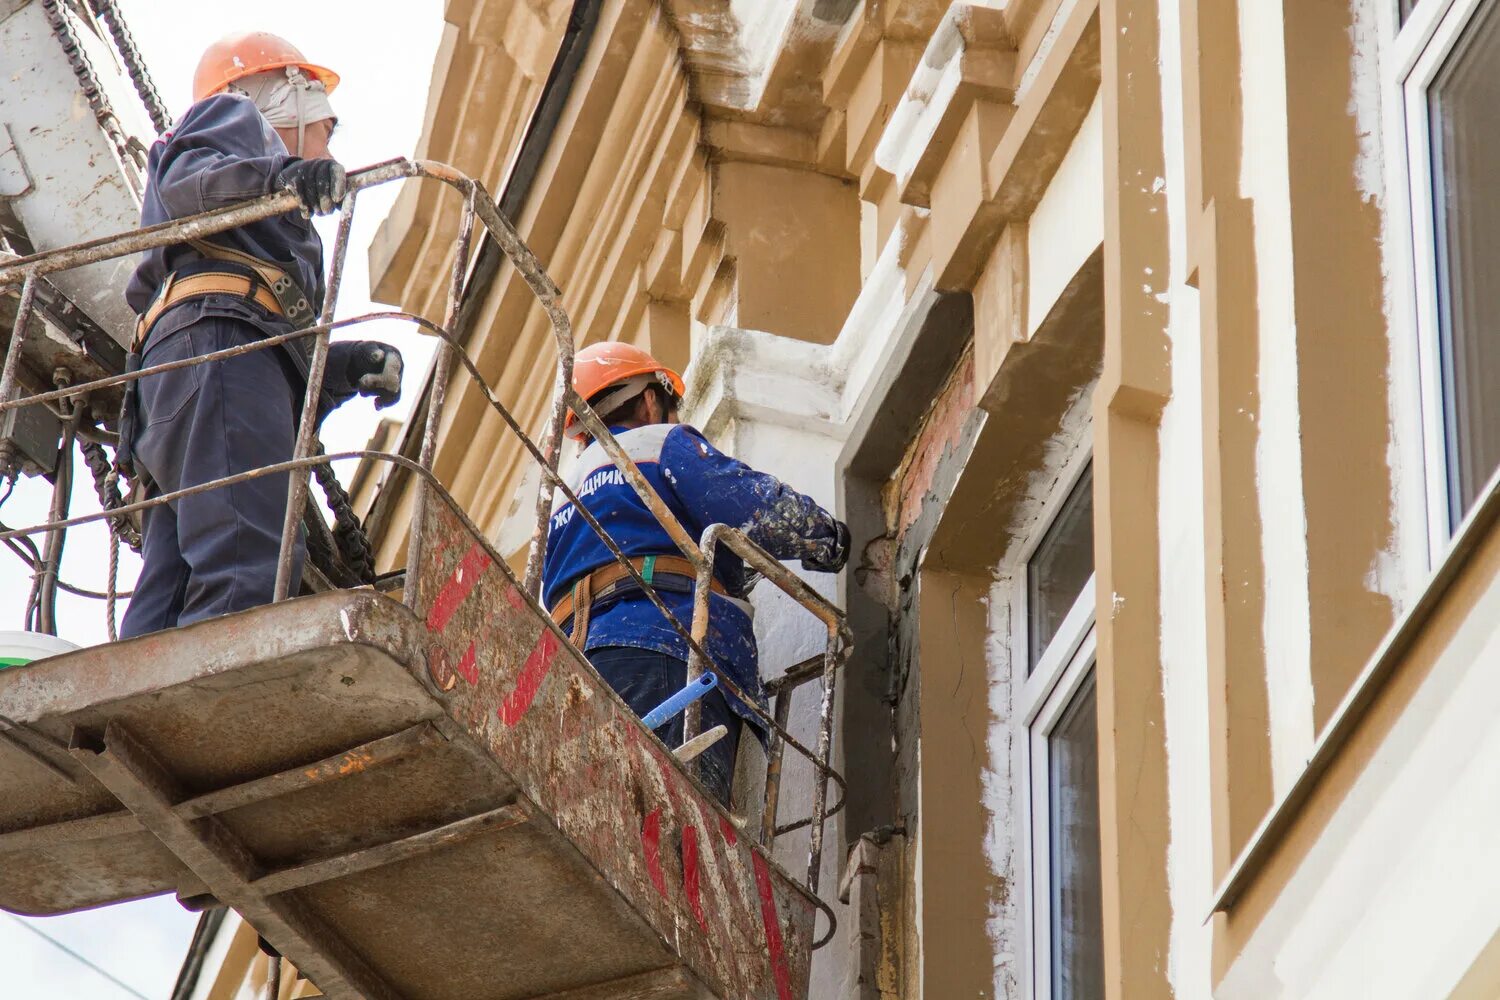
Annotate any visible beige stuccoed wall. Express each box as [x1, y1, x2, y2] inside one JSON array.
[[713, 162, 864, 345], [341, 1, 1474, 999]]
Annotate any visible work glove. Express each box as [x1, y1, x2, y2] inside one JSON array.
[[277, 159, 347, 217], [327, 341, 403, 409], [348, 341, 403, 409], [802, 519, 851, 574]]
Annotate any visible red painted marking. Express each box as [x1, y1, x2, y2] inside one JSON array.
[[425, 542, 491, 633], [455, 642, 478, 685], [682, 825, 707, 932], [648, 739, 683, 809], [752, 853, 793, 1000], [719, 816, 738, 847], [498, 630, 562, 726], [504, 585, 525, 610], [641, 808, 668, 898]]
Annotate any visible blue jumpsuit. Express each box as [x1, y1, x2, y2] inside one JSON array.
[[120, 94, 358, 638], [542, 422, 843, 802]]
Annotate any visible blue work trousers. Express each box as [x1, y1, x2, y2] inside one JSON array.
[[587, 646, 741, 806], [119, 314, 305, 638]]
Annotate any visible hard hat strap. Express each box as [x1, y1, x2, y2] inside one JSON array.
[[590, 374, 656, 424], [230, 66, 335, 145], [294, 77, 305, 157]]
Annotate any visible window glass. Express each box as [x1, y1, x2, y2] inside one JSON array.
[[1048, 671, 1104, 1000], [1400, 0, 1420, 25], [1027, 465, 1095, 671], [1429, 1, 1500, 524]]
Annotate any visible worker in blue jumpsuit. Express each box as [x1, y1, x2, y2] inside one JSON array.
[[543, 342, 850, 805], [118, 32, 402, 639]]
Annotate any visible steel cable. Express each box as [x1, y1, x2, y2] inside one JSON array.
[[2, 913, 151, 1000]]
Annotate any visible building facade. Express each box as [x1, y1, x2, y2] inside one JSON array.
[[183, 0, 1500, 995]]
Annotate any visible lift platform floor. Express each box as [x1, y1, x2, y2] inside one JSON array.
[[0, 503, 818, 1000]]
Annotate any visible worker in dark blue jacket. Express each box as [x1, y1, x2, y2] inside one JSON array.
[[542, 342, 850, 805], [119, 32, 402, 639]]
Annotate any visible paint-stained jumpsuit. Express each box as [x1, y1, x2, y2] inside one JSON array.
[[119, 94, 370, 638], [542, 423, 846, 804]]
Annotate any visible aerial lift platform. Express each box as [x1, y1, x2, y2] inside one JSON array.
[[0, 159, 849, 1000]]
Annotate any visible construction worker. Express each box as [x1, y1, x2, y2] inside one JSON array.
[[542, 343, 850, 805], [117, 33, 403, 639]]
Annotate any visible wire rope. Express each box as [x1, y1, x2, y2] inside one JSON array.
[[2, 912, 153, 1000]]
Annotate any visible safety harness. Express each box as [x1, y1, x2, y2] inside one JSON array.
[[115, 239, 377, 588], [116, 238, 320, 477], [549, 554, 729, 647], [135, 238, 317, 338]]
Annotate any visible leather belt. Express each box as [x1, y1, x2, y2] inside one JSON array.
[[133, 270, 284, 350], [550, 554, 728, 646]]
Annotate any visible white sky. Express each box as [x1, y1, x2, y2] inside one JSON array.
[[0, 1, 444, 995]]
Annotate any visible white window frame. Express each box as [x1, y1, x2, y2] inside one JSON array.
[[999, 438, 1098, 1000], [1024, 599, 1097, 1000], [1393, 0, 1497, 557], [1010, 448, 1095, 683]]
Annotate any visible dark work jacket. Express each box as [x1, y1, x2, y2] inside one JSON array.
[[126, 93, 338, 412], [127, 93, 324, 312]]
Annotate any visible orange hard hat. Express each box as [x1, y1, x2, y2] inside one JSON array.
[[193, 31, 340, 103], [566, 342, 685, 440]]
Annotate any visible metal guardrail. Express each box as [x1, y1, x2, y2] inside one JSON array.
[[0, 158, 852, 924]]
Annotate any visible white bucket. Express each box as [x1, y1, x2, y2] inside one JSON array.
[[0, 630, 80, 670]]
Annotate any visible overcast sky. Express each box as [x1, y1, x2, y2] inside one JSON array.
[[0, 1, 443, 995]]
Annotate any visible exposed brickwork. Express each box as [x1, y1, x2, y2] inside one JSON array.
[[883, 347, 977, 541]]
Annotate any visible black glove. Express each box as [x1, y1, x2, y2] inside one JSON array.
[[802, 519, 851, 574], [277, 158, 347, 217], [341, 341, 403, 409]]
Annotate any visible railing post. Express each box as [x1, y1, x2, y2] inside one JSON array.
[[805, 627, 843, 895], [759, 689, 792, 847], [683, 541, 719, 753], [0, 273, 38, 408], [273, 194, 358, 602], [521, 340, 570, 598], [403, 187, 478, 609]]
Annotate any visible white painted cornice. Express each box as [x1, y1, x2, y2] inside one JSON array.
[[873, 2, 1016, 203], [682, 213, 937, 447]]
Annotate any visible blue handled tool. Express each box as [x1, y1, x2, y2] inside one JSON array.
[[640, 673, 718, 730]]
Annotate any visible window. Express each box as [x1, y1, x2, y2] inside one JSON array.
[[1016, 452, 1101, 999], [1027, 465, 1095, 672], [1045, 665, 1102, 999], [1401, 0, 1500, 544]]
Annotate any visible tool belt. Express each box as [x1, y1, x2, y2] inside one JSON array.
[[550, 555, 728, 647], [117, 239, 320, 478]]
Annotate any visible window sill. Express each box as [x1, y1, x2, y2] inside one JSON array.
[[1210, 462, 1500, 915]]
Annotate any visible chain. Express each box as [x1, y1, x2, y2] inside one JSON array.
[[312, 448, 377, 585], [80, 439, 142, 552], [87, 0, 170, 134], [40, 0, 145, 182]]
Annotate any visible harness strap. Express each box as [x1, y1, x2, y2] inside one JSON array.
[[549, 554, 729, 644], [189, 238, 316, 329], [132, 269, 283, 349], [569, 573, 594, 647]]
